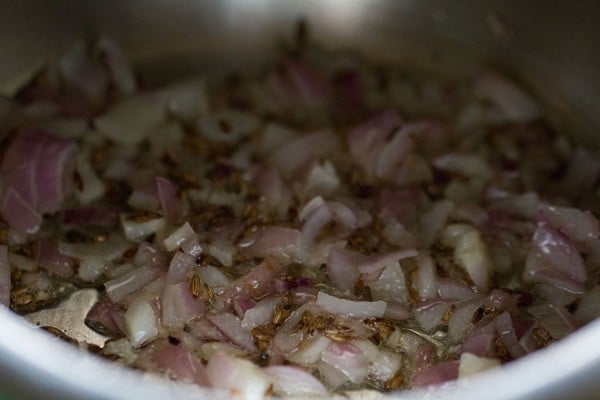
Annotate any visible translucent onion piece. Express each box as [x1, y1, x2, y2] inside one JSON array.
[[316, 292, 386, 318], [205, 352, 271, 400], [124, 296, 159, 347]]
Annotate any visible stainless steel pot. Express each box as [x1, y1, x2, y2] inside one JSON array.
[[1, 1, 599, 399]]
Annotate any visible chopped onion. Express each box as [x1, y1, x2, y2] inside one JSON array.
[[156, 176, 179, 224], [458, 352, 500, 379], [240, 296, 281, 330], [163, 222, 196, 253], [205, 352, 271, 400], [474, 71, 540, 123], [264, 365, 328, 397], [207, 313, 257, 353], [161, 282, 206, 328], [97, 37, 137, 96], [120, 214, 166, 242], [95, 94, 166, 145], [34, 240, 75, 277], [125, 295, 159, 347], [412, 360, 459, 387], [150, 341, 208, 385], [316, 292, 386, 318], [321, 341, 369, 384], [441, 224, 491, 292], [239, 226, 301, 261], [105, 266, 163, 303]]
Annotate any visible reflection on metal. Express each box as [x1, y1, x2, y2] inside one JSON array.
[[24, 289, 109, 348]]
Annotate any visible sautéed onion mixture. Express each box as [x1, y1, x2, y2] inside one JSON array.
[[1, 38, 600, 398]]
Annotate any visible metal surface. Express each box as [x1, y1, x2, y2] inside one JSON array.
[[0, 1, 599, 399], [24, 289, 110, 348]]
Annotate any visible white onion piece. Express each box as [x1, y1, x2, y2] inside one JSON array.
[[415, 299, 452, 332], [382, 217, 417, 248], [302, 160, 341, 200], [288, 334, 331, 365], [156, 176, 179, 224], [495, 311, 525, 359], [95, 94, 166, 145], [384, 301, 411, 320], [413, 360, 459, 388], [161, 282, 206, 328], [206, 238, 236, 267], [219, 258, 284, 309], [107, 263, 134, 280], [0, 246, 10, 307], [161, 78, 208, 123], [105, 266, 163, 303], [200, 266, 230, 287], [120, 214, 166, 242], [420, 200, 455, 246], [97, 37, 137, 96], [78, 257, 109, 282], [74, 153, 105, 204], [273, 329, 305, 359], [264, 365, 328, 397], [539, 204, 600, 245], [150, 341, 208, 385], [434, 153, 493, 181], [352, 339, 401, 382], [415, 252, 438, 300], [441, 224, 491, 292], [163, 222, 196, 252], [321, 341, 368, 384], [255, 122, 298, 157], [316, 292, 386, 318], [197, 109, 260, 144], [269, 130, 339, 179], [367, 261, 408, 303], [206, 352, 271, 400], [254, 167, 291, 217], [474, 71, 540, 123], [35, 240, 75, 277], [58, 40, 108, 101], [326, 246, 362, 294], [524, 221, 587, 292], [448, 296, 487, 342], [317, 362, 349, 390], [298, 195, 326, 222], [241, 296, 281, 330], [190, 318, 227, 342], [458, 353, 500, 379], [8, 253, 36, 271], [166, 251, 196, 284], [528, 304, 575, 340], [357, 248, 418, 275], [103, 338, 137, 365], [489, 192, 539, 220], [239, 226, 301, 262], [574, 286, 600, 325], [347, 109, 402, 177], [329, 201, 360, 229], [300, 201, 334, 252], [127, 189, 159, 212], [375, 125, 413, 180], [180, 234, 203, 257], [201, 342, 248, 360], [438, 277, 478, 301], [207, 313, 257, 353], [124, 296, 159, 347]]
